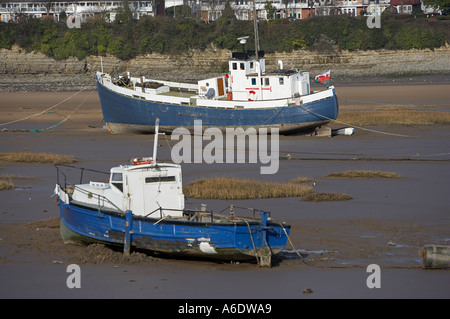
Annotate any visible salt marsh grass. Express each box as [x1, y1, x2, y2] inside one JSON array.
[[0, 152, 77, 164], [184, 177, 355, 202], [325, 170, 401, 179], [301, 192, 353, 202], [338, 107, 450, 126], [289, 177, 315, 184], [184, 177, 312, 200], [0, 178, 14, 190]]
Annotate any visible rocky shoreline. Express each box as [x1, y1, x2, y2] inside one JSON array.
[[1, 72, 448, 93], [1, 45, 449, 92]]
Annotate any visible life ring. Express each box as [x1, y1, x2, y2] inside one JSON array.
[[248, 90, 256, 101], [132, 157, 153, 165]]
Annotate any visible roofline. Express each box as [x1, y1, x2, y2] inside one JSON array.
[[122, 162, 181, 171]]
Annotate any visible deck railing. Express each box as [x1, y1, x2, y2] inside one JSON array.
[[54, 164, 123, 214]]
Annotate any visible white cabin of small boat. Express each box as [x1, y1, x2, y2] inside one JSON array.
[[66, 160, 185, 218]]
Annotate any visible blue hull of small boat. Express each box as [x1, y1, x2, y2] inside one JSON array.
[[59, 200, 290, 263]]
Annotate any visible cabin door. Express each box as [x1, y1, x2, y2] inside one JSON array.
[[143, 173, 179, 216], [217, 78, 225, 96]]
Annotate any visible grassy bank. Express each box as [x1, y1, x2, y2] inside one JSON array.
[[0, 178, 14, 190], [0, 152, 77, 164], [325, 170, 401, 178], [301, 192, 353, 202], [184, 172, 402, 201], [0, 15, 448, 61], [338, 108, 450, 126], [184, 177, 312, 200], [184, 177, 354, 202]]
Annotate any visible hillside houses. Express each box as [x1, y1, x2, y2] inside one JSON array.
[[0, 1, 157, 22], [0, 0, 442, 23]]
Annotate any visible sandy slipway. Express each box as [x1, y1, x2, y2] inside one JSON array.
[[0, 82, 449, 298]]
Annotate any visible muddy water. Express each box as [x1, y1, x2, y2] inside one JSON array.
[[0, 83, 449, 299]]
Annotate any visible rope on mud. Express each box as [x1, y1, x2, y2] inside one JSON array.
[[281, 225, 309, 266], [0, 85, 91, 127], [38, 90, 94, 132], [163, 132, 173, 153], [242, 219, 260, 265], [296, 105, 416, 138]]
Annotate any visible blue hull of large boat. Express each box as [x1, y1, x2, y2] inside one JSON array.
[[59, 200, 290, 262], [96, 80, 338, 134]]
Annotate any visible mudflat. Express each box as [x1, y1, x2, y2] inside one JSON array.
[[0, 81, 449, 299]]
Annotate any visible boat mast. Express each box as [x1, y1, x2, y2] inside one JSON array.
[[153, 118, 160, 163], [253, 0, 259, 60], [253, 0, 262, 100]]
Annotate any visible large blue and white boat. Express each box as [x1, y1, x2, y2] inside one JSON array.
[[54, 122, 290, 266], [96, 38, 338, 134]]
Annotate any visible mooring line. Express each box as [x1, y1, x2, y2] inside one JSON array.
[[281, 225, 309, 266], [278, 150, 450, 161], [242, 219, 260, 265], [39, 90, 94, 132], [0, 85, 91, 127], [296, 105, 416, 138]]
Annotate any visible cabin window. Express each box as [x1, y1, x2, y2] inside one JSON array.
[[251, 78, 256, 85], [232, 62, 237, 70], [111, 173, 123, 192], [240, 63, 245, 70], [261, 78, 269, 86], [249, 62, 254, 69], [279, 77, 284, 85], [145, 176, 176, 183]]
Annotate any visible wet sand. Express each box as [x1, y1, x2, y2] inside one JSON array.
[[0, 81, 449, 299]]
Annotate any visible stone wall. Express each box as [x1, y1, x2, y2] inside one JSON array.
[[0, 45, 448, 91]]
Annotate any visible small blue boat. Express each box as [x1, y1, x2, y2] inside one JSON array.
[[54, 122, 290, 266]]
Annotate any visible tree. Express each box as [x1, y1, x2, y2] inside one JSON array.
[[115, 1, 133, 23], [303, 0, 315, 19], [282, 0, 289, 18], [44, 1, 53, 19], [222, 0, 237, 20], [264, 1, 276, 20]]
